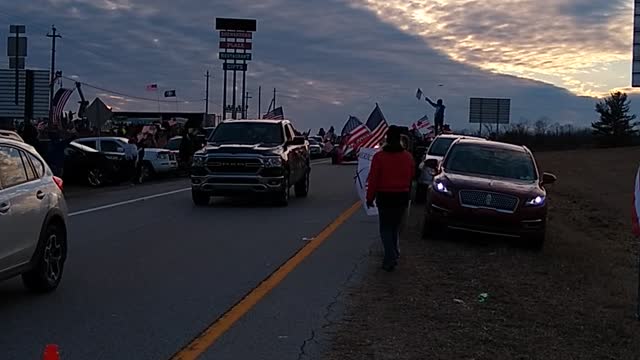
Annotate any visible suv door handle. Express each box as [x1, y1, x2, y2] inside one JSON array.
[[0, 202, 10, 214], [36, 191, 46, 200]]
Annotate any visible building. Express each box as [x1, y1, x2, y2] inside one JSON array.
[[0, 69, 50, 129]]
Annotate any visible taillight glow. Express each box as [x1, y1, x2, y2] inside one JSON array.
[[52, 176, 64, 191]]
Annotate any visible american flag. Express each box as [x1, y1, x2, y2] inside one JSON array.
[[340, 116, 370, 151], [411, 115, 432, 132], [264, 106, 284, 120], [51, 88, 75, 126], [146, 84, 158, 91], [359, 104, 389, 149]]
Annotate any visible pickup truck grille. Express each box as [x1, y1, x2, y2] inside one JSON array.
[[459, 190, 519, 213], [206, 157, 262, 174]]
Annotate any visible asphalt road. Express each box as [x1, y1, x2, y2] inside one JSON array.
[[0, 160, 380, 360]]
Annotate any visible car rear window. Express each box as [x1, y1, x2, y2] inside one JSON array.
[[444, 143, 537, 181]]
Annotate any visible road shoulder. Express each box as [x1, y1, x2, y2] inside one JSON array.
[[324, 196, 640, 359]]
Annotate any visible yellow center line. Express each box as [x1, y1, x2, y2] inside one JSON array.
[[170, 200, 362, 360]]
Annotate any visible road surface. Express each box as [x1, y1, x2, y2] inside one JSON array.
[[0, 160, 380, 360]]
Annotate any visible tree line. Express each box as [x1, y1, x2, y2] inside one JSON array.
[[459, 91, 640, 151]]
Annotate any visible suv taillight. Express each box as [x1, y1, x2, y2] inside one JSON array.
[[53, 176, 64, 191]]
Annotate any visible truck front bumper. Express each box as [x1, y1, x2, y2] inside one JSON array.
[[191, 174, 285, 195]]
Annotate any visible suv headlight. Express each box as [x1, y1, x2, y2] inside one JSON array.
[[264, 157, 283, 168], [525, 195, 545, 206], [433, 180, 453, 196], [192, 156, 206, 167]]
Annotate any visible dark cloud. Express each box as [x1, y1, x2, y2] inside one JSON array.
[[0, 0, 621, 130]]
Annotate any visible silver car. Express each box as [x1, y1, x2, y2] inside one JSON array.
[[416, 134, 484, 203], [0, 138, 69, 292]]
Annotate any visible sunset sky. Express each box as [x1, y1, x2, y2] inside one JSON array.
[[1, 0, 635, 130]]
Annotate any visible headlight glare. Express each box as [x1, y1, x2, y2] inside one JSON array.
[[525, 195, 545, 206], [433, 180, 453, 196]]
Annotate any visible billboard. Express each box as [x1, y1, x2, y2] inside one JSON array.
[[633, 0, 640, 87], [0, 69, 49, 119], [469, 97, 510, 124]]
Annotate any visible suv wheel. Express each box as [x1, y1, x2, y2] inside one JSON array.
[[87, 168, 105, 187], [295, 170, 310, 198], [526, 231, 545, 251], [275, 176, 290, 206], [23, 221, 67, 293], [142, 162, 155, 181], [192, 190, 210, 206]]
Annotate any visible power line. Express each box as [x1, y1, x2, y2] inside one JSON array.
[[61, 76, 204, 104]]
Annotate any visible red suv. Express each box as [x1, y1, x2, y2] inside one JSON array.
[[422, 138, 556, 249]]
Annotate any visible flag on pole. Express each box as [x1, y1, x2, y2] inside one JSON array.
[[264, 107, 284, 120], [340, 116, 370, 151], [416, 88, 423, 100], [51, 88, 75, 126], [358, 104, 389, 149], [164, 90, 176, 97], [146, 84, 158, 91], [411, 115, 432, 132]]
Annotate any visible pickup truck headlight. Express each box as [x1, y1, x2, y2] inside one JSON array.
[[525, 195, 545, 206], [192, 156, 206, 167], [264, 157, 283, 168]]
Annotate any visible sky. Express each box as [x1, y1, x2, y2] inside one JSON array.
[[0, 0, 637, 132]]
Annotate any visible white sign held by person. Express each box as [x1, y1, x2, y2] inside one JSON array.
[[355, 147, 380, 216]]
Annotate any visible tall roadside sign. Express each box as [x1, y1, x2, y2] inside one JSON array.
[[469, 97, 510, 136], [633, 0, 640, 87], [7, 25, 27, 105], [216, 18, 256, 120]]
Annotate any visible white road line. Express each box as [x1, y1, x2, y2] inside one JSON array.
[[312, 159, 331, 165], [69, 188, 190, 217]]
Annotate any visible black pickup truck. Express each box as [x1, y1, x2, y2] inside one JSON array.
[[190, 119, 311, 206]]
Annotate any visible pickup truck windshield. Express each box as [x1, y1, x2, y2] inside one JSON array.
[[210, 122, 284, 145]]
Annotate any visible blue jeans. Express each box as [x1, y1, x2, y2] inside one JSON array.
[[378, 206, 405, 267]]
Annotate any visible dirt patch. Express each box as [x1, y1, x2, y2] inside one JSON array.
[[325, 147, 640, 360]]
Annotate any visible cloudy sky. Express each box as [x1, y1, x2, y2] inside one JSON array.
[[1, 0, 636, 131]]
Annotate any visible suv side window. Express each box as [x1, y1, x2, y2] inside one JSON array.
[[76, 139, 97, 149], [27, 153, 45, 178], [100, 140, 122, 153], [21, 152, 37, 181], [0, 146, 29, 188]]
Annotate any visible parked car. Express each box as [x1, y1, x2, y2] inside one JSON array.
[[308, 138, 323, 158], [64, 141, 126, 187], [74, 136, 178, 180], [0, 130, 24, 142], [422, 138, 557, 249], [415, 134, 483, 203], [0, 137, 68, 292], [190, 119, 311, 206]]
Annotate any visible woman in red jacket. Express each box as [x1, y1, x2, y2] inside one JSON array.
[[366, 125, 415, 271]]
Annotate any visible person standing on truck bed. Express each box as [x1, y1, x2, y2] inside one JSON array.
[[425, 97, 445, 135]]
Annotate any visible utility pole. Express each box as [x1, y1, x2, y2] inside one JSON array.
[[204, 70, 210, 123], [258, 86, 261, 119], [46, 25, 61, 126], [245, 91, 252, 118], [273, 87, 277, 109]]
